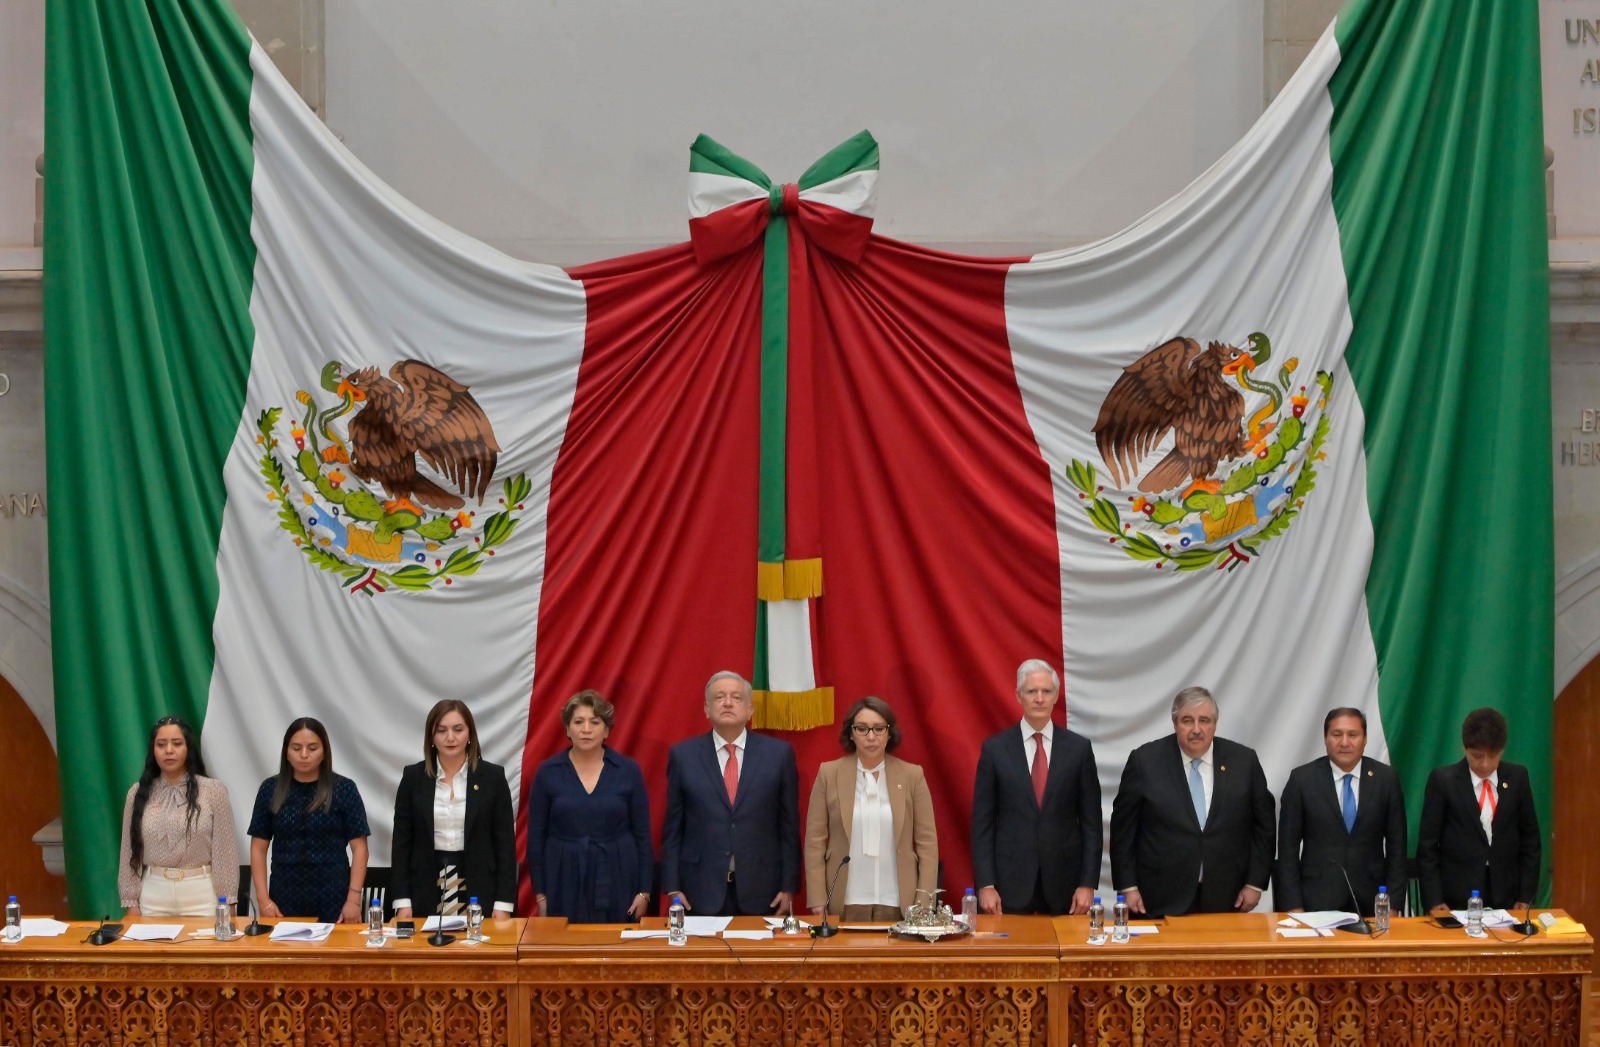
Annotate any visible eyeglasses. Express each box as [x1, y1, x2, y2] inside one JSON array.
[[851, 724, 889, 736]]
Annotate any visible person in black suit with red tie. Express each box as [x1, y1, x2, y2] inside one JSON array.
[[1110, 686, 1275, 916], [1418, 707, 1541, 914], [1275, 707, 1408, 914], [970, 659, 1102, 916], [661, 671, 800, 916]]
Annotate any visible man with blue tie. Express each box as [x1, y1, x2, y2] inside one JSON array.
[[661, 670, 800, 916], [1274, 708, 1408, 914], [1110, 686, 1275, 916]]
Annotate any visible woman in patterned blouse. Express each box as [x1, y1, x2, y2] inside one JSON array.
[[118, 715, 239, 918]]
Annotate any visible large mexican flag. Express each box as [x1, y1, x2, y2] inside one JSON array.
[[47, 0, 1549, 917]]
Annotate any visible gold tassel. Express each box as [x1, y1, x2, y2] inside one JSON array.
[[757, 558, 824, 601], [751, 686, 835, 730]]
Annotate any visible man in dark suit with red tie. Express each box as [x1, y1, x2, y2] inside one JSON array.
[[1110, 686, 1275, 916], [1275, 707, 1408, 914], [661, 670, 800, 916], [970, 659, 1102, 916], [1417, 707, 1541, 914]]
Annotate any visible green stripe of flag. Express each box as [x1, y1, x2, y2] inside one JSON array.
[[45, 0, 258, 917], [689, 134, 773, 188], [797, 130, 880, 190], [1330, 0, 1552, 897]]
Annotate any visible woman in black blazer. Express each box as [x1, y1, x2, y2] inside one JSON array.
[[391, 700, 516, 921]]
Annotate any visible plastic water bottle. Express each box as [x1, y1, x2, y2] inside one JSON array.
[[466, 897, 484, 943], [367, 898, 385, 946], [3, 895, 20, 942], [1111, 894, 1130, 943], [667, 895, 687, 945], [1466, 890, 1486, 937], [961, 888, 978, 929], [1088, 896, 1107, 944], [214, 896, 234, 941], [1373, 885, 1390, 934]]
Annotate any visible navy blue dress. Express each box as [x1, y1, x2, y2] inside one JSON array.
[[248, 775, 370, 922], [526, 748, 653, 922]]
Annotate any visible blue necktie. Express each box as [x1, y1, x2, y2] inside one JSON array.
[[1188, 757, 1207, 829], [1341, 772, 1356, 832]]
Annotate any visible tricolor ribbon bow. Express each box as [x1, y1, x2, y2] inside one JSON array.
[[684, 132, 879, 729], [687, 131, 879, 265]]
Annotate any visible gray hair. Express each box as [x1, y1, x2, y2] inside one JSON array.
[[1015, 659, 1061, 693], [1170, 686, 1216, 719], [704, 670, 753, 705]]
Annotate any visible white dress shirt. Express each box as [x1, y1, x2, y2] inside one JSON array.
[[1330, 758, 1362, 810], [432, 762, 469, 851], [1470, 768, 1499, 844], [1019, 719, 1054, 765], [842, 760, 898, 907]]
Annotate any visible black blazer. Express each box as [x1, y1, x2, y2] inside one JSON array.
[[1110, 734, 1275, 916], [1417, 759, 1541, 911], [391, 759, 517, 918], [660, 731, 800, 915], [1274, 756, 1407, 914], [970, 724, 1102, 914]]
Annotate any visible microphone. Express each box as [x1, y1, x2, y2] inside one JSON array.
[[812, 856, 852, 939], [426, 902, 456, 947], [1330, 861, 1374, 935], [87, 914, 123, 946], [242, 892, 269, 937], [1508, 901, 1538, 937]]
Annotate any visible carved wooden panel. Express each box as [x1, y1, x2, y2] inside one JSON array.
[[528, 982, 1049, 1047], [0, 982, 510, 1047], [1066, 975, 1585, 1046]]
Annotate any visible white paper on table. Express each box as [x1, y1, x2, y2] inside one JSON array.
[[1126, 924, 1160, 935], [190, 928, 216, 938], [620, 930, 670, 939], [421, 915, 468, 932], [1290, 910, 1364, 930], [720, 929, 772, 939], [682, 916, 732, 934], [1449, 908, 1516, 927], [269, 921, 334, 941], [122, 924, 186, 941], [1275, 927, 1323, 938], [20, 918, 71, 937]]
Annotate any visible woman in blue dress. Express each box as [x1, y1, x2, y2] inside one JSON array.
[[248, 717, 371, 922], [527, 690, 653, 922]]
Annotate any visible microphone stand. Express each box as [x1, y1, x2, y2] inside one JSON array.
[[87, 914, 123, 946], [426, 903, 456, 947], [1331, 861, 1374, 935], [812, 856, 851, 939], [1508, 902, 1538, 937], [243, 892, 270, 937]]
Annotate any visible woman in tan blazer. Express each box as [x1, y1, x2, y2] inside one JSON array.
[[805, 696, 939, 921]]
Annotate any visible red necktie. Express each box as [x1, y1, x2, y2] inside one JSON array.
[[724, 743, 739, 805], [1031, 732, 1048, 806], [1478, 778, 1496, 816]]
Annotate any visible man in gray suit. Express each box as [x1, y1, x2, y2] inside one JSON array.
[[1275, 707, 1408, 915], [970, 659, 1102, 915]]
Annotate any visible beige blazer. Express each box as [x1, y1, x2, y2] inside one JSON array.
[[804, 755, 939, 914]]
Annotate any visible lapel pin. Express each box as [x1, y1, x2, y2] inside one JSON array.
[[473, 784, 479, 791], [1367, 770, 1374, 777], [1501, 782, 1508, 789], [1219, 765, 1227, 772]]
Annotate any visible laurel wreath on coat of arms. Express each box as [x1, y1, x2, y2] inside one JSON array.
[[255, 360, 528, 596], [1069, 332, 1334, 572]]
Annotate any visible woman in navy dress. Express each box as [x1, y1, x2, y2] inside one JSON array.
[[527, 690, 653, 922], [248, 717, 371, 922]]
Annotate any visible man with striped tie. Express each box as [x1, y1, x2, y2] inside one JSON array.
[[1418, 707, 1542, 915], [1275, 708, 1408, 915]]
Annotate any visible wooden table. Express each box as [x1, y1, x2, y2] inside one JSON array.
[[518, 914, 1060, 1046], [0, 915, 525, 1046], [1053, 912, 1593, 1046], [0, 913, 1589, 1045]]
